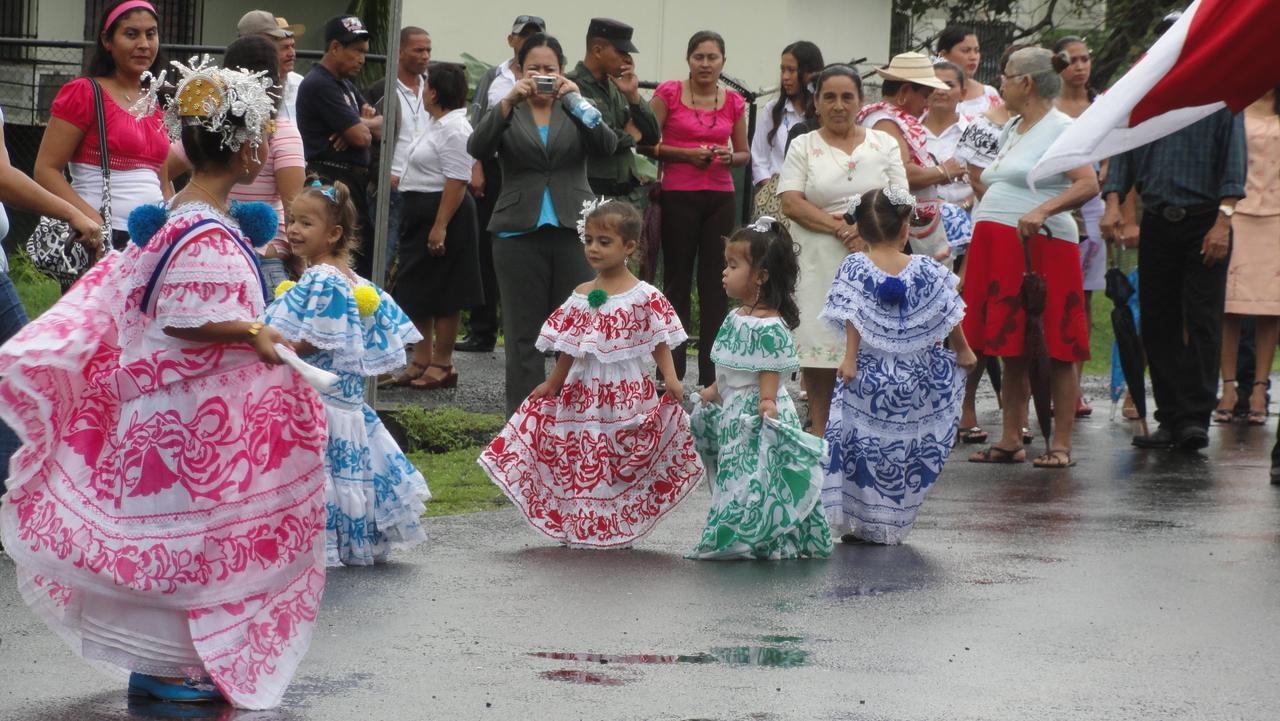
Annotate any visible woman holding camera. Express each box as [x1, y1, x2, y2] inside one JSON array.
[[467, 33, 617, 414], [648, 30, 748, 388]]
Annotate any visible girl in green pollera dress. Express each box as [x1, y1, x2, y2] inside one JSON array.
[[687, 216, 834, 560]]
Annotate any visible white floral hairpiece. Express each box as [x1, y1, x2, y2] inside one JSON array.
[[845, 194, 862, 218], [576, 197, 611, 243], [132, 55, 277, 152], [883, 185, 917, 208], [749, 215, 777, 233]]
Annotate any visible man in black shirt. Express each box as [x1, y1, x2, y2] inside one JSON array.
[[296, 15, 383, 277]]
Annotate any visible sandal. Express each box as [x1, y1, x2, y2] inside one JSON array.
[[410, 363, 458, 390], [1022, 428, 1034, 445], [379, 360, 427, 388], [968, 445, 1025, 464], [1213, 379, 1238, 424], [1033, 448, 1075, 469], [1075, 397, 1093, 418], [959, 426, 989, 444], [1248, 380, 1271, 426], [1122, 393, 1140, 420]]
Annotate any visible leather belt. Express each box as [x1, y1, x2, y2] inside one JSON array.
[[1154, 202, 1217, 223]]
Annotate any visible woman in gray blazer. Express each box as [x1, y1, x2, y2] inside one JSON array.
[[468, 33, 618, 414]]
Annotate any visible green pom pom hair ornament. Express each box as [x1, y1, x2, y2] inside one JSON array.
[[587, 288, 608, 309]]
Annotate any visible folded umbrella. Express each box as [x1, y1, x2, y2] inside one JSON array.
[[1104, 250, 1148, 435], [1020, 232, 1053, 454], [639, 186, 662, 283]]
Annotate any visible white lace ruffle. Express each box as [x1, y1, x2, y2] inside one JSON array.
[[819, 255, 964, 354], [707, 312, 801, 373], [535, 282, 688, 363]]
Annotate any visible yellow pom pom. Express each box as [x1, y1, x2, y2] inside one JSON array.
[[274, 280, 297, 298], [354, 285, 381, 317]]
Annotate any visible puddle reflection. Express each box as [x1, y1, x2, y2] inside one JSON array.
[[531, 646, 809, 668]]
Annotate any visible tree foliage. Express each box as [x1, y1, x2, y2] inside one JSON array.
[[894, 0, 1187, 89]]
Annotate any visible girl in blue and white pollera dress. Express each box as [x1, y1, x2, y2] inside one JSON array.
[[266, 179, 430, 566], [820, 187, 977, 545]]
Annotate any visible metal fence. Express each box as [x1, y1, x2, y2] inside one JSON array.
[[1, 34, 887, 249]]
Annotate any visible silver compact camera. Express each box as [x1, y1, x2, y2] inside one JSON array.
[[533, 75, 557, 95]]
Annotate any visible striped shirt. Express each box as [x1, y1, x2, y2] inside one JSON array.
[[172, 118, 305, 255]]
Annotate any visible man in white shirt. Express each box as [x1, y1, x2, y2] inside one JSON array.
[[365, 26, 431, 268], [459, 14, 545, 353], [236, 11, 306, 120]]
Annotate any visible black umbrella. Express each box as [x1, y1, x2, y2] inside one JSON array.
[[1105, 251, 1149, 436], [1020, 232, 1053, 454], [985, 355, 1003, 409]]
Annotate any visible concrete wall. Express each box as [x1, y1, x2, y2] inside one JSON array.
[[34, 0, 86, 44], [400, 0, 893, 93]]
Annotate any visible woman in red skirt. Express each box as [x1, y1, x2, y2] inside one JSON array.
[[962, 47, 1099, 468]]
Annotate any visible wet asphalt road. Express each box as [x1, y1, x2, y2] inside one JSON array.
[[2, 358, 1279, 721]]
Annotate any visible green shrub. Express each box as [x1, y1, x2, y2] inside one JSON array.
[[395, 406, 505, 454]]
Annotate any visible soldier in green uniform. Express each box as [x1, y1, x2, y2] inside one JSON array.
[[565, 18, 661, 198]]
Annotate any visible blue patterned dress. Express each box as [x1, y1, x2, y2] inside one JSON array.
[[819, 254, 966, 544], [265, 264, 431, 566]]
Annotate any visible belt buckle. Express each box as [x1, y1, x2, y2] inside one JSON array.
[[1161, 205, 1187, 223]]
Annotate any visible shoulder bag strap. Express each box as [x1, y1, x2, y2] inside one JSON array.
[[88, 79, 112, 231]]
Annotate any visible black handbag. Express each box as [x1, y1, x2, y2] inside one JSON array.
[[25, 78, 111, 286]]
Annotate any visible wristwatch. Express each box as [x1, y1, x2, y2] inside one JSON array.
[[1219, 204, 1236, 218]]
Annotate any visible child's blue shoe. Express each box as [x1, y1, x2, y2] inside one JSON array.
[[128, 673, 224, 702]]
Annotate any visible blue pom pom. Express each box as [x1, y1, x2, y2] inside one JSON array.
[[127, 203, 168, 248], [229, 200, 279, 248], [876, 277, 907, 306]]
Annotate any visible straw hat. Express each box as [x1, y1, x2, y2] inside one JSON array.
[[277, 16, 306, 38], [875, 52, 948, 90]]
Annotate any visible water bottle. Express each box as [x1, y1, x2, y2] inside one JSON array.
[[561, 92, 602, 129]]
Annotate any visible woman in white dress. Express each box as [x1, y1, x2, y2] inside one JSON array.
[[779, 64, 907, 436]]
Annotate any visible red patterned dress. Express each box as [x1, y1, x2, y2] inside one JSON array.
[[0, 204, 328, 709], [478, 281, 704, 548]]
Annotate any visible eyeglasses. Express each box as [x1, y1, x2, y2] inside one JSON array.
[[1001, 71, 1027, 81]]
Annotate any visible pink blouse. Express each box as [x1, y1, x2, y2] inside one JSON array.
[[654, 80, 745, 192], [50, 77, 168, 173]]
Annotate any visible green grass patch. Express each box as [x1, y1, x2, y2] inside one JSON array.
[[410, 447, 509, 517], [9, 252, 60, 320], [394, 406, 506, 454]]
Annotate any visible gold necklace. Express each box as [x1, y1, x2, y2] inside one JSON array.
[[186, 180, 230, 214]]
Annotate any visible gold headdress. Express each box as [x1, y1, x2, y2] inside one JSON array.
[[132, 55, 277, 152]]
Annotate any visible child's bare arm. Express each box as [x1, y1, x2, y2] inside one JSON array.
[[948, 325, 978, 372], [651, 343, 682, 401], [836, 321, 861, 382], [530, 353, 575, 399], [758, 371, 780, 418]]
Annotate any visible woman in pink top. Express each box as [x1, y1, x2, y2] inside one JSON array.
[[36, 0, 170, 254], [648, 30, 748, 387], [166, 36, 306, 295]]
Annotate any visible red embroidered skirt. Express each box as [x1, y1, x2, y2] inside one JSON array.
[[961, 221, 1090, 362]]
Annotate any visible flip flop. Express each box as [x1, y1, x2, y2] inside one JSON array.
[[959, 426, 988, 444], [968, 445, 1025, 464], [1033, 448, 1075, 469]]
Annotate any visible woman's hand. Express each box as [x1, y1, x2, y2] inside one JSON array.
[[253, 325, 290, 365], [832, 218, 862, 252], [69, 211, 103, 252], [758, 398, 778, 419], [836, 354, 858, 383], [503, 78, 537, 108], [1017, 207, 1050, 240], [711, 144, 733, 166], [428, 226, 447, 256], [939, 157, 966, 183], [555, 75, 580, 98], [956, 348, 978, 373], [690, 145, 715, 169]]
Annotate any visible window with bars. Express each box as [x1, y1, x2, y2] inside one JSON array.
[[971, 20, 1018, 85], [83, 0, 204, 44], [0, 0, 38, 60]]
